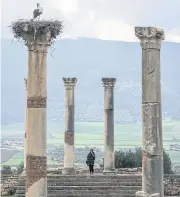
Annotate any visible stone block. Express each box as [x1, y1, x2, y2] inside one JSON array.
[[103, 168, 117, 175], [64, 131, 74, 146], [136, 191, 160, 197], [136, 191, 150, 197], [142, 156, 164, 196], [104, 89, 114, 109], [62, 167, 76, 175], [26, 155, 47, 189], [142, 49, 161, 103], [65, 105, 74, 131], [142, 103, 162, 156]]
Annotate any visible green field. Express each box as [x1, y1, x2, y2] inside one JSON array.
[[2, 151, 56, 165], [1, 120, 180, 165]]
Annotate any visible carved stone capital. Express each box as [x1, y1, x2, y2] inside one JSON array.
[[102, 78, 116, 89], [24, 78, 27, 90], [63, 77, 77, 89], [28, 42, 49, 53], [135, 27, 165, 49]]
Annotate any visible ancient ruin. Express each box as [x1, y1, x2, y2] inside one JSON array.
[[102, 78, 116, 174], [11, 18, 62, 197], [23, 78, 28, 175], [135, 27, 165, 197], [62, 77, 77, 175], [10, 16, 170, 196]]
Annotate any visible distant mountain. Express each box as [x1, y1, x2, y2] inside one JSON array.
[[1, 38, 180, 124]]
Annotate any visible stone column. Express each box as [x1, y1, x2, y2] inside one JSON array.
[[62, 77, 77, 175], [25, 34, 51, 197], [102, 78, 116, 174], [11, 19, 62, 197], [23, 78, 28, 174], [135, 27, 165, 197]]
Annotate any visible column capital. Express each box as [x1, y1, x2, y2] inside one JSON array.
[[28, 42, 50, 53], [63, 77, 77, 89], [11, 19, 63, 47], [24, 78, 27, 90], [135, 27, 165, 49], [102, 78, 116, 89]]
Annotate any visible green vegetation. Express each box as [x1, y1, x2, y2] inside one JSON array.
[[17, 161, 24, 174], [1, 161, 24, 175], [2, 152, 57, 165], [1, 165, 12, 175], [163, 150, 173, 174], [7, 188, 16, 196], [101, 148, 173, 174], [115, 148, 142, 168], [2, 152, 24, 165]]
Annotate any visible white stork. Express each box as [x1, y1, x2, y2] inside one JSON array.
[[33, 3, 43, 20]]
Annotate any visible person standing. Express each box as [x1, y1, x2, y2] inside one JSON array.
[[86, 149, 95, 174]]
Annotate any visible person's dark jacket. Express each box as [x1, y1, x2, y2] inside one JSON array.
[[86, 151, 95, 166]]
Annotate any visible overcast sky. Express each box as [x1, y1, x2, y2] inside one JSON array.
[[1, 0, 180, 42]]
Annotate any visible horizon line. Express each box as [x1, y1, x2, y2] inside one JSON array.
[[1, 37, 180, 44]]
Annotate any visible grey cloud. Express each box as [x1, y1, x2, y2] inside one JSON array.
[[77, 0, 180, 28], [1, 0, 180, 41]]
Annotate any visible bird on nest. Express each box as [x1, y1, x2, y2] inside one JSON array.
[[33, 3, 43, 20]]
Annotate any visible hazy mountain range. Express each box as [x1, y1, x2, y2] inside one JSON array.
[[1, 38, 180, 125]]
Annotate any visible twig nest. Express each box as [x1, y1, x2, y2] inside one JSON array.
[[11, 19, 63, 44]]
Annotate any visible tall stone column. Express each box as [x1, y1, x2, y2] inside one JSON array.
[[23, 78, 28, 174], [12, 19, 62, 197], [26, 38, 49, 197], [135, 27, 165, 197], [62, 77, 77, 175], [102, 78, 116, 174]]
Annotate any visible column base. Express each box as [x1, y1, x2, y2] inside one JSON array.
[[21, 170, 26, 176], [57, 168, 63, 174], [18, 171, 26, 186], [103, 168, 116, 175], [62, 167, 76, 175], [136, 191, 161, 197]]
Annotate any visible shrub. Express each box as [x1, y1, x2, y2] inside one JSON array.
[[102, 148, 173, 174]]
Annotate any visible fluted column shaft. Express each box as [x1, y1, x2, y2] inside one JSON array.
[[26, 41, 49, 197], [62, 77, 77, 175], [102, 78, 116, 174], [135, 27, 165, 197]]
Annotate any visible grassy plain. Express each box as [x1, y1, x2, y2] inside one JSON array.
[[1, 120, 180, 165]]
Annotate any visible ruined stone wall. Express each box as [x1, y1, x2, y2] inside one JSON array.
[[1, 175, 19, 196], [164, 174, 180, 196]]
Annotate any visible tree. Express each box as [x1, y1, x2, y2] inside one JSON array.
[[133, 147, 142, 167], [115, 149, 142, 168], [1, 165, 12, 175], [163, 150, 173, 174], [103, 148, 172, 174], [17, 161, 24, 174], [173, 164, 180, 174]]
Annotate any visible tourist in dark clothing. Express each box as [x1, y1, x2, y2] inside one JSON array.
[[86, 149, 95, 174]]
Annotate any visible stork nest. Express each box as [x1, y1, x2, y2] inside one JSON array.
[[11, 19, 63, 43]]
